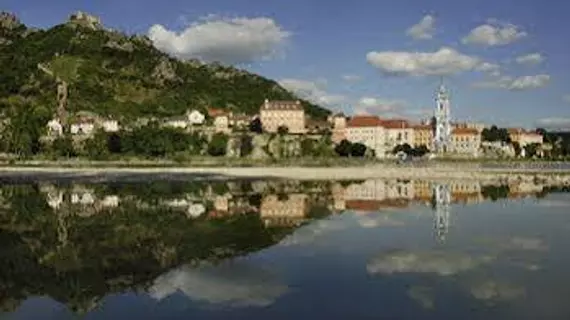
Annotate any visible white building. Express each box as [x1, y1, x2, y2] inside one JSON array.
[[382, 119, 415, 152], [187, 110, 206, 125], [345, 115, 387, 158], [70, 121, 95, 135], [46, 118, 63, 136], [101, 119, 119, 132]]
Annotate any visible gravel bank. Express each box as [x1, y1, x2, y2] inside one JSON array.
[[1, 165, 570, 185]]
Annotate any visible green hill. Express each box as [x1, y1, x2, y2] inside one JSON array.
[[0, 11, 331, 121]]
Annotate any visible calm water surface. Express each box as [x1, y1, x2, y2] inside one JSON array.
[[1, 176, 570, 319]]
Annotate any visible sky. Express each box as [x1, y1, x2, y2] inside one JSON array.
[[3, 0, 570, 129]]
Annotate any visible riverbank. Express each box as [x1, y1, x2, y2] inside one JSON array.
[[2, 164, 570, 185]]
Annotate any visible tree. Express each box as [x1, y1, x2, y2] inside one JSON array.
[[249, 118, 263, 134], [392, 143, 412, 155], [334, 139, 352, 157], [207, 132, 229, 156], [524, 143, 540, 158], [52, 136, 76, 158], [84, 131, 109, 160], [277, 125, 289, 136], [301, 138, 315, 156], [239, 134, 253, 157], [512, 141, 522, 157], [350, 142, 367, 157]]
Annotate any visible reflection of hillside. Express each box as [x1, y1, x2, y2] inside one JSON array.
[[0, 183, 316, 315]]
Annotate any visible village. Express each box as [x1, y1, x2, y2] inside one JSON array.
[[42, 84, 547, 159]]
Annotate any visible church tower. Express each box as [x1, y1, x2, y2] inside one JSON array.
[[433, 80, 452, 153]]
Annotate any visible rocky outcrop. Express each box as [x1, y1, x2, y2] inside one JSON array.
[[0, 12, 22, 30], [152, 57, 179, 84]]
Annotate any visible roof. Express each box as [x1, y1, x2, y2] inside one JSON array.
[[207, 108, 226, 117], [412, 124, 433, 130], [261, 99, 303, 111], [508, 128, 541, 136], [452, 128, 480, 135], [381, 119, 410, 129], [346, 115, 382, 128]]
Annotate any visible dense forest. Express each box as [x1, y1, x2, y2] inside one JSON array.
[[0, 11, 330, 121]]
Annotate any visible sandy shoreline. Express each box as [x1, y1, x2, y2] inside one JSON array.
[[1, 165, 570, 183]]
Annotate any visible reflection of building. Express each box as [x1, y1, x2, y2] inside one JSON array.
[[260, 193, 308, 226], [432, 183, 451, 243], [449, 181, 482, 204]]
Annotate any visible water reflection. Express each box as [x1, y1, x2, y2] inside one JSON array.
[[0, 177, 569, 318]]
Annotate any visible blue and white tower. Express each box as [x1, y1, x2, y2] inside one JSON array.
[[433, 80, 452, 153]]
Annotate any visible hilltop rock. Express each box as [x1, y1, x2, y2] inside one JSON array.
[[0, 12, 22, 30]]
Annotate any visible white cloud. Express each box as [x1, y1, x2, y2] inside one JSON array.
[[342, 74, 361, 82], [354, 97, 407, 115], [406, 15, 436, 40], [473, 74, 550, 90], [516, 53, 544, 65], [535, 118, 570, 129], [279, 218, 347, 247], [462, 20, 527, 46], [475, 62, 501, 75], [149, 261, 288, 307], [279, 78, 346, 106], [148, 15, 290, 64], [367, 250, 494, 276], [366, 47, 491, 76]]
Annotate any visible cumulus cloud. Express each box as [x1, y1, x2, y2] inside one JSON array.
[[148, 261, 288, 307], [354, 97, 406, 115], [278, 78, 346, 106], [473, 74, 550, 90], [475, 62, 501, 76], [366, 47, 493, 76], [367, 250, 494, 276], [342, 74, 361, 82], [516, 53, 544, 65], [148, 15, 290, 64], [406, 15, 436, 40], [535, 118, 570, 130], [462, 20, 527, 46]]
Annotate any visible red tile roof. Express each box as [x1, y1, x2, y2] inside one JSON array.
[[207, 108, 226, 117], [381, 119, 410, 129], [452, 128, 480, 135], [347, 115, 383, 128]]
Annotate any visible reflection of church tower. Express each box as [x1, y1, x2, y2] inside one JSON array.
[[432, 183, 451, 243]]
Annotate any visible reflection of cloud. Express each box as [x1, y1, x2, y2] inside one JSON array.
[[278, 218, 346, 246], [356, 214, 405, 229], [479, 236, 548, 252], [149, 261, 288, 307], [367, 250, 493, 276], [408, 286, 435, 309], [470, 281, 526, 302], [534, 200, 570, 208]]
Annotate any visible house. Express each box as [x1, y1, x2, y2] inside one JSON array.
[[508, 128, 543, 147], [46, 118, 63, 136], [214, 114, 230, 133], [345, 115, 386, 158], [163, 115, 188, 129], [70, 119, 95, 135], [187, 110, 205, 125], [329, 113, 347, 143], [259, 99, 306, 134], [100, 119, 119, 132], [229, 113, 251, 130], [412, 124, 433, 149], [451, 127, 481, 156], [381, 119, 415, 152]]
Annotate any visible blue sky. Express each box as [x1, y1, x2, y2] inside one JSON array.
[[4, 0, 570, 129]]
